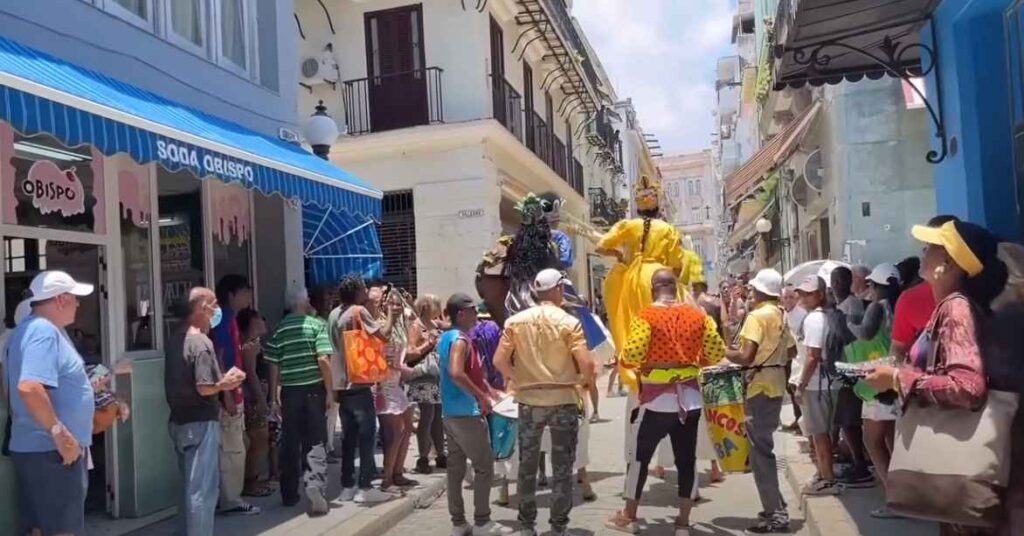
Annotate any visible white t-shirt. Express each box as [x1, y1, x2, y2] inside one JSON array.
[[786, 306, 808, 386], [799, 308, 828, 391]]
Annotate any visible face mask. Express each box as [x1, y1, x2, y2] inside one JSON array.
[[210, 306, 223, 329]]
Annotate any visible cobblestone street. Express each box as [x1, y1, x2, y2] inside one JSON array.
[[385, 393, 809, 536]]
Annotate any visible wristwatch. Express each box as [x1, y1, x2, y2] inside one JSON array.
[[49, 422, 67, 437]]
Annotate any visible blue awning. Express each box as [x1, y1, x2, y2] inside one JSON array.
[[0, 35, 381, 220], [303, 203, 382, 285]]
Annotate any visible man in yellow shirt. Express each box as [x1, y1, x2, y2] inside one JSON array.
[[493, 269, 594, 536], [725, 269, 795, 534]]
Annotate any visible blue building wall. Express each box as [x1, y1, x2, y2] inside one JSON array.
[[0, 0, 300, 521], [927, 0, 1021, 240], [0, 0, 298, 136]]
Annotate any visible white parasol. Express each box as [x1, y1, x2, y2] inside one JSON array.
[[784, 259, 850, 288]]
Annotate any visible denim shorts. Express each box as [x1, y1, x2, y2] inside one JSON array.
[[12, 449, 88, 535]]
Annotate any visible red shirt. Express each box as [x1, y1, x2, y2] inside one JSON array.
[[892, 281, 936, 345]]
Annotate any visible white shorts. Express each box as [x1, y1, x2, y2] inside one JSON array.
[[862, 400, 899, 421]]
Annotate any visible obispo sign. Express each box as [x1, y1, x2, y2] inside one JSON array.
[[457, 208, 485, 219], [156, 139, 255, 182]]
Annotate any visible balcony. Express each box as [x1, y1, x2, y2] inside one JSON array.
[[490, 74, 582, 194], [589, 186, 626, 228], [342, 67, 444, 135], [491, 75, 523, 140]]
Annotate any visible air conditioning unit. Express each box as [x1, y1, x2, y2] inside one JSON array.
[[300, 53, 339, 84]]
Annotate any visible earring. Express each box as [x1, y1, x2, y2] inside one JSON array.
[[933, 265, 946, 279]]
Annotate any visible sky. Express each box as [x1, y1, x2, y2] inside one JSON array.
[[573, 0, 736, 156]]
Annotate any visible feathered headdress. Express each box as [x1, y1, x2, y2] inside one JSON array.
[[634, 175, 661, 212], [516, 192, 565, 225]]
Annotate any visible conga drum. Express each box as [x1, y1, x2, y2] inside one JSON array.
[[489, 395, 519, 461], [699, 364, 750, 473]]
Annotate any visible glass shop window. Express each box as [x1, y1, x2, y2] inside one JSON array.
[[1, 128, 106, 234], [118, 159, 156, 351]]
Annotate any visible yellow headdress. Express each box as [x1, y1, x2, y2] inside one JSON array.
[[633, 175, 661, 212]]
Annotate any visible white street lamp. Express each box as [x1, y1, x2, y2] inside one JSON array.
[[755, 217, 773, 234], [303, 100, 340, 160]]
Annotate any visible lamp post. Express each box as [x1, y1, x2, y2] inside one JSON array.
[[303, 100, 340, 160]]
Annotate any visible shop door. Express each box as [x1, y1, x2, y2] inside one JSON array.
[[1007, 0, 1024, 234], [365, 5, 428, 132], [2, 237, 112, 514]]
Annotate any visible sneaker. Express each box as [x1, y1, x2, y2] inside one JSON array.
[[354, 488, 395, 504], [837, 473, 875, 489], [339, 487, 357, 502], [435, 455, 448, 469], [745, 519, 790, 534], [802, 479, 841, 496], [306, 486, 328, 516], [675, 526, 691, 536], [415, 457, 433, 475], [472, 521, 513, 535], [870, 506, 903, 519], [221, 502, 261, 516], [451, 525, 472, 536]]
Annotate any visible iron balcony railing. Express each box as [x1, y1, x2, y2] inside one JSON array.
[[490, 75, 523, 140], [588, 186, 625, 227], [342, 67, 444, 135], [490, 75, 579, 193], [540, 0, 603, 95], [571, 158, 584, 197]]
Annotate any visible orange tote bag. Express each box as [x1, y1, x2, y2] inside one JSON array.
[[344, 307, 388, 384]]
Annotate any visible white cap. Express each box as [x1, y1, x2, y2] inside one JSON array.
[[531, 268, 567, 293], [13, 299, 31, 325], [867, 263, 901, 286], [27, 271, 94, 303], [749, 269, 783, 298]]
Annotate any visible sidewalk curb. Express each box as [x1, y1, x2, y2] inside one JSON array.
[[324, 476, 447, 536], [781, 435, 860, 536]]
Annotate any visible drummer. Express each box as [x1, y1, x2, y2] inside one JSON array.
[[723, 269, 796, 534], [606, 269, 725, 536]]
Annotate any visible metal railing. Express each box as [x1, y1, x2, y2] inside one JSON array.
[[588, 186, 625, 227], [551, 136, 568, 181], [490, 75, 523, 140], [489, 75, 580, 194], [342, 67, 444, 135], [571, 158, 584, 197], [540, 0, 603, 95]]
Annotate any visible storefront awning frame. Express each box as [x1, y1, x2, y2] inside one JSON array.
[[725, 100, 822, 208], [772, 0, 948, 163], [0, 35, 381, 220]]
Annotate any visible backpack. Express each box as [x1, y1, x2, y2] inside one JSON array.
[[821, 308, 851, 382]]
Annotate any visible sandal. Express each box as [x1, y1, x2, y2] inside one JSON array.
[[604, 511, 638, 534], [242, 483, 274, 498]]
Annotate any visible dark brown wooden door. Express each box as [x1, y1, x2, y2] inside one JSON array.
[[365, 5, 427, 132], [523, 62, 534, 150], [490, 17, 506, 125]]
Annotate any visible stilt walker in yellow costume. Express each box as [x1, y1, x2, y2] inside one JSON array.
[[596, 176, 687, 389]]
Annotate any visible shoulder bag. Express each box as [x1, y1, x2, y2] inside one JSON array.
[[887, 296, 1020, 528], [344, 306, 388, 385]]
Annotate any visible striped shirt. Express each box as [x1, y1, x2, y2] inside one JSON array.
[[264, 314, 334, 387]]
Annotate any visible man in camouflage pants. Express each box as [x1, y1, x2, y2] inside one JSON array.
[[494, 269, 594, 536]]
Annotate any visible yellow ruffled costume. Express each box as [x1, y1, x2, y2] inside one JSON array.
[[599, 177, 706, 392]]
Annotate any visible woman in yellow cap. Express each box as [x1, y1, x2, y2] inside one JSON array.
[[596, 176, 685, 371], [864, 220, 1010, 535]]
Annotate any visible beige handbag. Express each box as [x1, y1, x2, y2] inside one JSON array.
[[887, 299, 1020, 527]]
